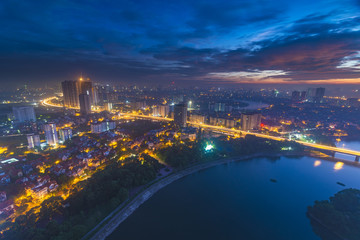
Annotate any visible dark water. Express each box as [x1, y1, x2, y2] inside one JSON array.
[[107, 156, 360, 240]]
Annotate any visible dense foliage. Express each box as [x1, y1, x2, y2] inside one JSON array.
[[157, 135, 304, 168], [307, 188, 360, 240], [2, 155, 163, 240], [119, 120, 164, 138]]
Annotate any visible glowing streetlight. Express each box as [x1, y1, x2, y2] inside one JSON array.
[[204, 144, 214, 151]]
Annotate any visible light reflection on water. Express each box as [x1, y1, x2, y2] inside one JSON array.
[[333, 161, 344, 171], [314, 160, 322, 167]]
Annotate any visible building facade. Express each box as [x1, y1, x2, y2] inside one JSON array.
[[79, 80, 94, 105], [241, 113, 262, 131], [61, 80, 80, 108], [79, 93, 91, 115], [44, 123, 58, 146], [189, 113, 206, 124], [12, 106, 36, 122], [59, 128, 73, 143], [174, 103, 187, 127], [27, 133, 41, 149]]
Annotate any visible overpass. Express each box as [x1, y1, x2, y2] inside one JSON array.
[[119, 113, 360, 162]]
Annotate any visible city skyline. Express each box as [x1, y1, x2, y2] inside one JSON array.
[[2, 2, 360, 239], [0, 0, 359, 88]]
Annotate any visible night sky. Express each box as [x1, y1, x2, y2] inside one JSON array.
[[0, 0, 359, 88]]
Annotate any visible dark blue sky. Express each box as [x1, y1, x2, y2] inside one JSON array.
[[0, 0, 359, 87]]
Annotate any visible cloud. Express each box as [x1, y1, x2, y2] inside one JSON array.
[[0, 0, 359, 86]]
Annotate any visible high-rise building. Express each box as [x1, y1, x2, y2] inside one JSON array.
[[291, 91, 301, 102], [300, 91, 307, 101], [79, 93, 91, 115], [241, 113, 262, 131], [12, 106, 36, 122], [307, 87, 325, 103], [153, 105, 170, 117], [61, 80, 80, 108], [44, 123, 58, 146], [59, 128, 72, 143], [315, 87, 325, 103], [189, 113, 206, 124], [79, 79, 94, 105], [91, 122, 103, 133], [104, 102, 113, 112], [159, 105, 169, 117], [214, 103, 226, 112], [209, 116, 217, 126], [90, 121, 116, 133], [132, 101, 146, 110], [92, 84, 102, 106], [174, 103, 187, 127], [103, 120, 116, 131], [27, 133, 41, 149]]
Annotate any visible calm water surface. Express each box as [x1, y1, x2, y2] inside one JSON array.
[[107, 154, 360, 240]]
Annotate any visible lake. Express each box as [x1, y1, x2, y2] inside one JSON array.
[[107, 154, 360, 240]]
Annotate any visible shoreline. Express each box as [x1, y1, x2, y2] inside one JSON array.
[[84, 152, 299, 240], [84, 151, 360, 240]]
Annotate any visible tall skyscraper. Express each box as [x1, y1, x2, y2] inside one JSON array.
[[12, 106, 36, 122], [300, 91, 307, 101], [59, 127, 72, 143], [79, 93, 91, 115], [27, 133, 41, 149], [62, 80, 80, 108], [174, 103, 187, 127], [291, 91, 301, 102], [315, 87, 325, 103], [44, 123, 58, 146], [79, 79, 94, 105], [241, 113, 262, 131], [307, 87, 325, 103]]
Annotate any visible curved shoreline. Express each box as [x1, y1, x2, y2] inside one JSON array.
[[85, 153, 294, 240]]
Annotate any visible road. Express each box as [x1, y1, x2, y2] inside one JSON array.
[[40, 97, 360, 158], [120, 113, 360, 158]]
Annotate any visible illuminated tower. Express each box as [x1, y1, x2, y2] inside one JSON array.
[[27, 133, 41, 149], [59, 127, 73, 143], [44, 123, 58, 146]]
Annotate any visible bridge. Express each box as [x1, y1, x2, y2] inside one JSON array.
[[119, 113, 360, 162]]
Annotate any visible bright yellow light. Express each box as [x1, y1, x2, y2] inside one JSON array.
[[334, 162, 344, 171], [314, 160, 321, 167], [0, 146, 7, 155]]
